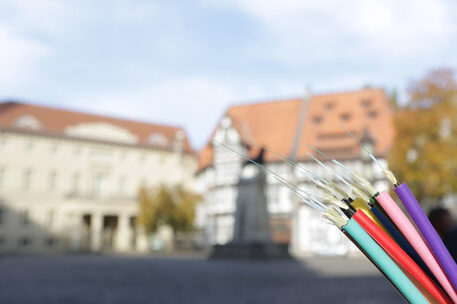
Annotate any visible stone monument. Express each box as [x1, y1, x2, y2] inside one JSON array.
[[210, 148, 291, 259]]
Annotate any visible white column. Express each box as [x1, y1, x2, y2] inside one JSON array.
[[136, 227, 149, 252], [91, 213, 103, 251], [117, 215, 130, 251], [70, 212, 82, 251]]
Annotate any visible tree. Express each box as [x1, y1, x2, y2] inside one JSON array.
[[137, 185, 201, 235], [388, 69, 457, 201], [389, 89, 399, 110]]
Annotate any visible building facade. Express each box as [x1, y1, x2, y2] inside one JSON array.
[[0, 102, 197, 253], [196, 88, 394, 256]]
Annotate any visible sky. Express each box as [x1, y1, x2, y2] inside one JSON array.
[[0, 0, 456, 149]]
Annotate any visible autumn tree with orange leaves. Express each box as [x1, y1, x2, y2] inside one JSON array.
[[388, 69, 457, 201]]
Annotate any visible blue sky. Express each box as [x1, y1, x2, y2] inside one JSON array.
[[1, 0, 456, 148]]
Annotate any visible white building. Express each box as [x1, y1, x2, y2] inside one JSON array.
[[197, 88, 394, 256], [0, 102, 197, 253]]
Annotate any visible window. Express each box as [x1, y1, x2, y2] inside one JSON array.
[[14, 115, 41, 129], [19, 237, 31, 248], [48, 170, 58, 191], [268, 185, 280, 207], [47, 210, 54, 228], [0, 136, 7, 149], [45, 237, 56, 247], [22, 210, 30, 226], [119, 176, 126, 195], [147, 132, 168, 147], [0, 167, 5, 188], [22, 168, 33, 190], [340, 113, 352, 121], [312, 116, 323, 124], [325, 102, 335, 110], [173, 130, 185, 152], [93, 173, 106, 197], [72, 173, 80, 194], [368, 110, 378, 118], [361, 99, 372, 107]]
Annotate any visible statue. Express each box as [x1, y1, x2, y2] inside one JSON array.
[[232, 148, 271, 243], [210, 148, 291, 259]]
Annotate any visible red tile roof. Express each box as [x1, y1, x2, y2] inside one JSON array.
[[0, 101, 193, 152], [198, 88, 393, 171]]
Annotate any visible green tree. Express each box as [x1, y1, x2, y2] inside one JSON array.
[[388, 69, 457, 201], [137, 185, 201, 235]]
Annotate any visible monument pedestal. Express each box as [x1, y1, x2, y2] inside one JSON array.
[[210, 242, 291, 259], [209, 149, 292, 260]]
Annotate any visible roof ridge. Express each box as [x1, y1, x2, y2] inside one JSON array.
[[311, 86, 384, 97], [227, 87, 384, 110], [229, 97, 302, 109], [0, 100, 183, 130]]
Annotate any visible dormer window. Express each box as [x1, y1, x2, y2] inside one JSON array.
[[174, 130, 185, 141], [173, 130, 185, 152], [147, 132, 168, 147], [214, 116, 238, 144], [340, 113, 352, 121], [13, 115, 42, 130], [324, 102, 335, 110], [361, 99, 372, 108], [368, 110, 378, 118], [220, 116, 233, 130], [312, 116, 323, 124]]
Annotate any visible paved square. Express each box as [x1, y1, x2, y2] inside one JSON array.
[[0, 255, 404, 304]]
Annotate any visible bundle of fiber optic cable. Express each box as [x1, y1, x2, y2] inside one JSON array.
[[215, 129, 457, 304]]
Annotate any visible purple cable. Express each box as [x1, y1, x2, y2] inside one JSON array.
[[395, 183, 457, 293]]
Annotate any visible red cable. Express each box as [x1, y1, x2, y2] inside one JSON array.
[[353, 210, 452, 304]]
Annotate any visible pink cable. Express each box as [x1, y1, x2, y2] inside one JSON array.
[[376, 191, 457, 303]]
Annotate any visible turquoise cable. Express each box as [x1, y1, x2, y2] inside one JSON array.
[[343, 219, 428, 304]]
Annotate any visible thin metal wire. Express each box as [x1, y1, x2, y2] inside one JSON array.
[[306, 151, 370, 202], [238, 134, 327, 186], [340, 123, 385, 172], [237, 134, 350, 201], [306, 151, 351, 188], [214, 140, 325, 212], [340, 123, 398, 186], [304, 142, 376, 196]]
